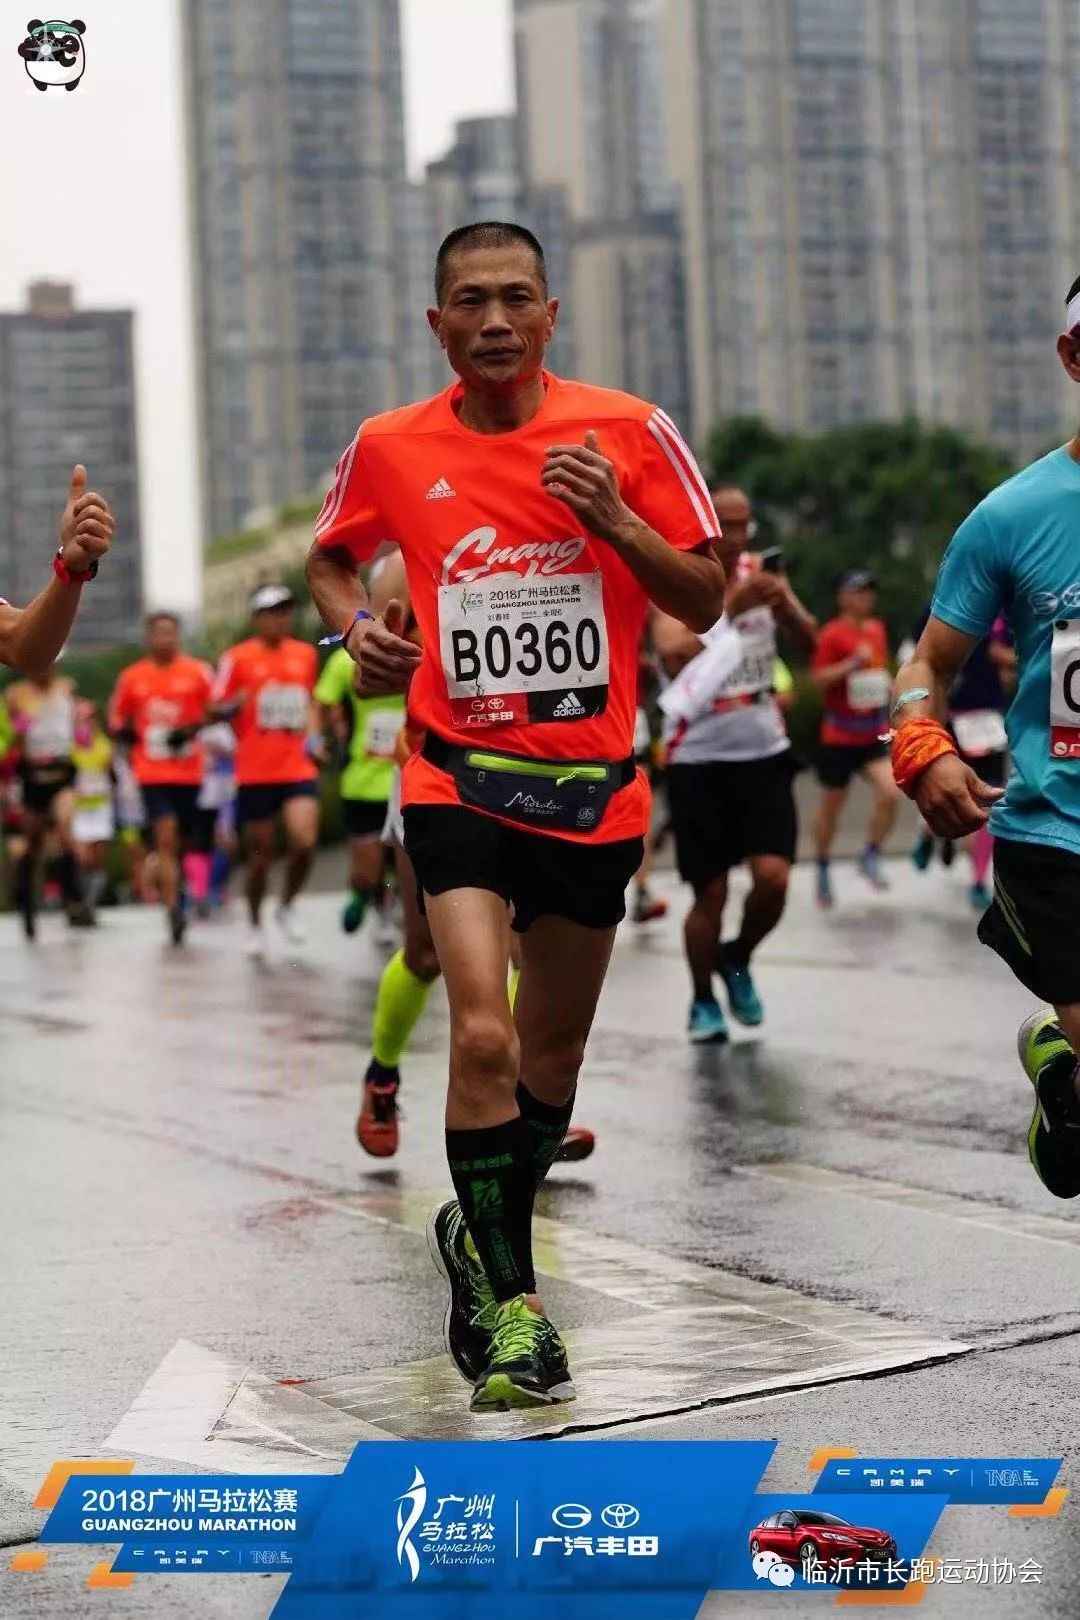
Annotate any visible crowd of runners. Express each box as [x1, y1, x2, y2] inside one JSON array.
[[4, 221, 1080, 1417]]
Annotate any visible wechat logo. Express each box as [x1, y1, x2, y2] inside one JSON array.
[[752, 1549, 796, 1587]]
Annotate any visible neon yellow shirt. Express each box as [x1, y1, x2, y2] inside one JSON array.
[[73, 731, 113, 810], [314, 647, 403, 802]]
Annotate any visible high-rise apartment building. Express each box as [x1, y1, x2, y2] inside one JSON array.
[[514, 0, 690, 428], [400, 115, 526, 402], [666, 0, 1079, 455], [181, 0, 408, 542], [0, 283, 142, 648]]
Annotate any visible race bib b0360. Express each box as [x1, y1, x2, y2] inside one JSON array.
[[438, 572, 609, 730]]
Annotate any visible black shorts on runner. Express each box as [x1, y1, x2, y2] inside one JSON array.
[[342, 798, 389, 840], [402, 803, 644, 934], [142, 783, 202, 838], [21, 766, 76, 818], [236, 780, 319, 826], [667, 753, 797, 887], [979, 838, 1080, 1007], [816, 739, 889, 790]]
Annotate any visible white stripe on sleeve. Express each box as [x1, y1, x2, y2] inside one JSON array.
[[314, 431, 361, 541], [210, 650, 235, 703], [653, 410, 718, 532], [645, 411, 718, 539]]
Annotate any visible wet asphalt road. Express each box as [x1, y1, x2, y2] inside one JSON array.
[[2, 822, 1079, 1618]]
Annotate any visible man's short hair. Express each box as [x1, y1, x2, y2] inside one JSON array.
[[434, 221, 547, 304], [145, 610, 180, 630]]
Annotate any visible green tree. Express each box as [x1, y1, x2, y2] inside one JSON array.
[[705, 415, 1017, 646]]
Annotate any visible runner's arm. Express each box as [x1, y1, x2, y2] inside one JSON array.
[[893, 615, 980, 723], [893, 616, 1004, 835], [648, 605, 702, 678], [306, 541, 420, 692], [773, 584, 818, 657], [542, 430, 726, 632], [0, 468, 114, 673]]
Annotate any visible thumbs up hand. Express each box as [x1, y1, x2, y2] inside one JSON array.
[[59, 465, 115, 574], [348, 597, 421, 697]]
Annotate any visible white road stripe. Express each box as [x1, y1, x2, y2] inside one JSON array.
[[736, 1162, 1080, 1250], [99, 1191, 969, 1466]]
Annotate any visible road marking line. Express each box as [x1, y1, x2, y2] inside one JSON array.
[[310, 1185, 970, 1344], [104, 1340, 384, 1474], [736, 1163, 1080, 1251]]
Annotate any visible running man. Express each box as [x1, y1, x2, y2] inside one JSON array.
[[892, 274, 1080, 1201], [308, 220, 725, 1410], [811, 568, 900, 906], [3, 662, 90, 934], [354, 550, 596, 1171], [314, 631, 401, 937], [109, 614, 214, 943], [211, 585, 321, 959], [654, 488, 817, 1041], [0, 464, 114, 671]]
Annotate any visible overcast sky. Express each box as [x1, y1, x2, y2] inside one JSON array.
[[0, 0, 513, 614]]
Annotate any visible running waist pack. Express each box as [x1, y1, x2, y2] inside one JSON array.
[[422, 733, 635, 835]]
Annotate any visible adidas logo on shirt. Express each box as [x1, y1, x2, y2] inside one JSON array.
[[552, 691, 586, 718], [426, 476, 456, 500]]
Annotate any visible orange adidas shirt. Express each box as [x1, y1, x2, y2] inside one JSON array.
[[314, 373, 718, 843], [212, 638, 318, 786], [108, 656, 213, 787]]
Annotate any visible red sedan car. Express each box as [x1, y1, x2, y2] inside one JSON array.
[[749, 1509, 896, 1573]]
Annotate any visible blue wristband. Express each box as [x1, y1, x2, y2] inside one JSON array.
[[319, 608, 374, 647]]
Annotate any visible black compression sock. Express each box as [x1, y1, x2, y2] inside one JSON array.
[[446, 1117, 537, 1300], [516, 1082, 576, 1191]]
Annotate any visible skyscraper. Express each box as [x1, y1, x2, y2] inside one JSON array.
[[666, 0, 1080, 456], [514, 0, 690, 428], [181, 0, 408, 543], [399, 115, 526, 403], [0, 283, 143, 649]]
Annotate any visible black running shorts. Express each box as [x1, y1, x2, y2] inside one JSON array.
[[342, 797, 389, 840], [21, 766, 76, 818], [402, 804, 644, 933], [666, 753, 797, 887], [979, 838, 1080, 1007], [816, 740, 889, 790]]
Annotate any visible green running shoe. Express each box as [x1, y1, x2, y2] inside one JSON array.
[[470, 1296, 575, 1412], [1017, 1009, 1080, 1198], [341, 890, 366, 934], [427, 1200, 498, 1383]]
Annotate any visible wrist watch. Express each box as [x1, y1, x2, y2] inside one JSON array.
[[53, 546, 98, 586]]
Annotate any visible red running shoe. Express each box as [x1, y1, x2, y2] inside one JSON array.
[[357, 1062, 400, 1158], [555, 1125, 596, 1163]]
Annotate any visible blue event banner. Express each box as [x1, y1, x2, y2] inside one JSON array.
[[34, 1442, 1063, 1618]]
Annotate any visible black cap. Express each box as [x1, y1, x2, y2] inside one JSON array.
[[836, 567, 877, 594]]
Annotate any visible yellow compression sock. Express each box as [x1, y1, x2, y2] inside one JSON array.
[[371, 950, 435, 1068], [507, 966, 520, 1011]]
